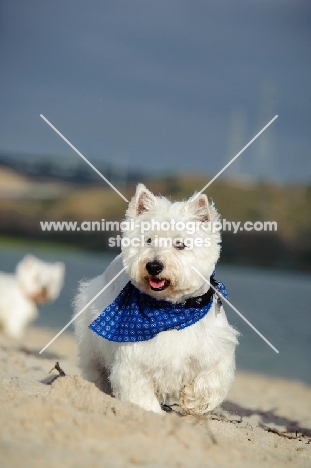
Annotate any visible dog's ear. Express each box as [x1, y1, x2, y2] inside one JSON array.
[[53, 262, 65, 280], [127, 184, 157, 217], [16, 254, 37, 272], [22, 254, 37, 265], [187, 193, 210, 222]]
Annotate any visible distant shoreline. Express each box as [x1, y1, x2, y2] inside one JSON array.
[[1, 173, 311, 271], [1, 234, 310, 275]]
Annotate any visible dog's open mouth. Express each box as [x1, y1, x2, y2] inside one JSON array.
[[147, 277, 170, 291]]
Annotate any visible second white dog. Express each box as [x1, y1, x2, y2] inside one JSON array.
[[74, 185, 238, 415], [0, 255, 65, 339]]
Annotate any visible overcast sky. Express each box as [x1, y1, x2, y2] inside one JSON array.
[[0, 0, 310, 183]]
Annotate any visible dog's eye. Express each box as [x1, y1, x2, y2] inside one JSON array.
[[145, 238, 152, 245], [173, 239, 186, 250]]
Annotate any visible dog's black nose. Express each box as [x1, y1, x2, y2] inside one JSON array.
[[146, 260, 164, 276]]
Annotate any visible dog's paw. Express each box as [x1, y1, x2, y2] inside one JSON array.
[[179, 379, 225, 415], [180, 383, 210, 415]]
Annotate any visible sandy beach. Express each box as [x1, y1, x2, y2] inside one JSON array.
[[0, 326, 310, 468]]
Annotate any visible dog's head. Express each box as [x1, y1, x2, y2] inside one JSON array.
[[16, 255, 65, 304], [121, 184, 221, 303]]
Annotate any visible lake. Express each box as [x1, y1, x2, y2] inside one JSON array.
[[1, 245, 310, 385]]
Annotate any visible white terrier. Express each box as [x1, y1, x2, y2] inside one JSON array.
[[0, 255, 65, 338], [74, 185, 238, 415]]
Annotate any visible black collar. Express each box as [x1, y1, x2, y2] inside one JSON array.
[[177, 275, 218, 309]]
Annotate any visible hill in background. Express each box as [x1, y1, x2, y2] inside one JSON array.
[[0, 163, 310, 271]]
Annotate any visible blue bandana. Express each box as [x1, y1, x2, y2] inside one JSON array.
[[89, 275, 228, 343]]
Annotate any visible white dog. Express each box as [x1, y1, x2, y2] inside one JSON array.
[[74, 185, 238, 415], [0, 255, 65, 338]]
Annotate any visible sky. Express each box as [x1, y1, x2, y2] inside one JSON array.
[[0, 0, 310, 183]]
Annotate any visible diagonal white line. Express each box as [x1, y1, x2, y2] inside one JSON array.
[[40, 114, 129, 202], [191, 115, 278, 201], [191, 266, 279, 354], [39, 266, 127, 354]]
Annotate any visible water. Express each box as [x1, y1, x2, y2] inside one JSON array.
[[1, 245, 310, 385]]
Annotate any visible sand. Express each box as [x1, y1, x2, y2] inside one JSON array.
[[0, 327, 310, 468]]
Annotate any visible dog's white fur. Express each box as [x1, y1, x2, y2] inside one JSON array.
[[0, 255, 65, 338], [74, 185, 238, 414]]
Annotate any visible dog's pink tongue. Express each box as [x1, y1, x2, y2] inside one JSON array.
[[149, 278, 165, 289]]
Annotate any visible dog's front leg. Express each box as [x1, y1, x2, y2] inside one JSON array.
[[110, 358, 163, 414], [180, 352, 236, 415]]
